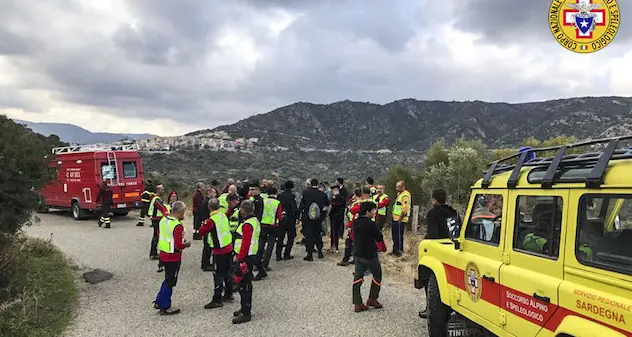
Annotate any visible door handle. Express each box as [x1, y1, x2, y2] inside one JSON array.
[[533, 293, 550, 303], [482, 275, 495, 283]]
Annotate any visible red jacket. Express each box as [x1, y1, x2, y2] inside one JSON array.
[[192, 190, 204, 213], [376, 193, 390, 211], [158, 224, 187, 262], [198, 210, 233, 255]]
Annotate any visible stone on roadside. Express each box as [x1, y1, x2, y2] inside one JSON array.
[[82, 269, 113, 284]]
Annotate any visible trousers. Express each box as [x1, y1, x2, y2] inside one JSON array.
[[212, 253, 233, 300], [342, 237, 354, 262], [304, 220, 323, 255], [352, 257, 382, 305], [100, 201, 112, 227], [155, 261, 181, 309], [391, 220, 405, 253], [150, 219, 160, 257], [235, 256, 254, 315], [260, 227, 277, 268], [138, 201, 149, 224], [276, 224, 296, 259], [330, 212, 345, 249], [201, 235, 212, 269]]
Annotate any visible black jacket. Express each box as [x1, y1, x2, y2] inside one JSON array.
[[277, 189, 298, 226], [239, 194, 264, 223], [353, 216, 384, 259], [298, 187, 329, 222], [329, 193, 346, 216], [425, 204, 458, 239]]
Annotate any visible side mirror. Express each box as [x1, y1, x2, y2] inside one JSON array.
[[453, 238, 461, 250]]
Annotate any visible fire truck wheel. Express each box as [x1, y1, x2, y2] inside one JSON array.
[[71, 201, 87, 220], [427, 273, 450, 337]]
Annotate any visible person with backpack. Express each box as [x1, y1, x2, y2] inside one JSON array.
[[418, 188, 459, 319], [298, 178, 329, 261]]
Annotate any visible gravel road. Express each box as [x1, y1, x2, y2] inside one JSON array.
[[26, 212, 428, 337]]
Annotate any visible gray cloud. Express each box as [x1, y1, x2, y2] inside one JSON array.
[[0, 0, 630, 135], [455, 0, 631, 44]]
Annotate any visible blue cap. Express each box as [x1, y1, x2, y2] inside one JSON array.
[[519, 146, 536, 162]]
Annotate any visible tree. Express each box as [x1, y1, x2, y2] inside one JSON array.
[[0, 116, 61, 301], [424, 139, 449, 169]]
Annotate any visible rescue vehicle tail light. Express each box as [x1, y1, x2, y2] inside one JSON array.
[[125, 192, 139, 198]]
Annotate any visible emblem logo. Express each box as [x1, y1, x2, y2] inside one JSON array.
[[549, 0, 620, 53], [464, 262, 482, 303]]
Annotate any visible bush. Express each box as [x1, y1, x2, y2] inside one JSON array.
[[0, 238, 78, 337]]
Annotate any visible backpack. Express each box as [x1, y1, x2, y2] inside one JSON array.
[[307, 202, 321, 220], [446, 214, 463, 239]]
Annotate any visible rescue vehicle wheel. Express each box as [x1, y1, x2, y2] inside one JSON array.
[[427, 273, 450, 337], [71, 201, 87, 220]]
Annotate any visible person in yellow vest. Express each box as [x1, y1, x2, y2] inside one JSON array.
[[226, 193, 241, 237], [152, 201, 191, 315], [373, 185, 390, 231], [391, 181, 411, 257], [148, 185, 169, 261], [138, 178, 155, 226], [254, 187, 283, 281], [198, 198, 235, 308], [219, 184, 239, 213], [232, 200, 261, 324]]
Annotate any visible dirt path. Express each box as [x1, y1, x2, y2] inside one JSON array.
[[26, 212, 428, 337]]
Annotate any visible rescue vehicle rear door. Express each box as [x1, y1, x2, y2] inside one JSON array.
[[500, 190, 568, 337]]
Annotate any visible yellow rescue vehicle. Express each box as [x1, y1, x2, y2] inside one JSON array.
[[415, 136, 632, 337]]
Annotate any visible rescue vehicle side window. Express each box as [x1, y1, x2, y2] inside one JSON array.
[[101, 162, 117, 180], [465, 194, 503, 246], [577, 195, 632, 276], [122, 161, 137, 178], [513, 196, 563, 259]]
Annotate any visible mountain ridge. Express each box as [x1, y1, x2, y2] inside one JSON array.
[[12, 119, 155, 145], [187, 96, 632, 150]]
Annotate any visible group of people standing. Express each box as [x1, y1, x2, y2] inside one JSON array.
[[136, 175, 415, 322]]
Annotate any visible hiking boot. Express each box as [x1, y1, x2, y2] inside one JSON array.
[[159, 308, 181, 315], [136, 222, 144, 227], [366, 299, 383, 309], [303, 255, 314, 261], [98, 221, 103, 228], [264, 266, 272, 272], [354, 304, 369, 313], [317, 250, 324, 259], [337, 261, 349, 266], [105, 224, 111, 229], [157, 266, 164, 273], [152, 301, 160, 310], [349, 259, 355, 265], [419, 308, 428, 319], [222, 294, 235, 303], [283, 255, 294, 260], [233, 309, 243, 317], [276, 256, 283, 262], [232, 313, 252, 324], [204, 301, 223, 309]]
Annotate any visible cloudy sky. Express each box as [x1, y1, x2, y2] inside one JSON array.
[[1, 0, 631, 136]]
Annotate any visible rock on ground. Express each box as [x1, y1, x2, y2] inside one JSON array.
[[25, 212, 428, 337]]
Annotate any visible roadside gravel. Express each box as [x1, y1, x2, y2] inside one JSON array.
[[25, 212, 428, 337]]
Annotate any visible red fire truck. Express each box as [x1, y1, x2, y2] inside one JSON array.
[[39, 143, 145, 220]]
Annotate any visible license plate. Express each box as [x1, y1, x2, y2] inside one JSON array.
[[117, 203, 126, 208]]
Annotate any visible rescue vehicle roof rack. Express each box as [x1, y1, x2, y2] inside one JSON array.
[[481, 135, 632, 189], [52, 143, 139, 154]]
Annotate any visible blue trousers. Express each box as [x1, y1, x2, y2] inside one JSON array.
[[155, 261, 181, 310], [391, 221, 405, 253]]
